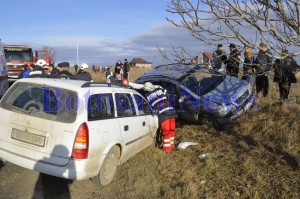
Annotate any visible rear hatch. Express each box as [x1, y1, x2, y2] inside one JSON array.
[[0, 82, 80, 166]]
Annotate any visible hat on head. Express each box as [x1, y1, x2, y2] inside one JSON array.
[[217, 44, 222, 47], [259, 41, 267, 47], [36, 59, 47, 66], [80, 63, 89, 70], [229, 43, 236, 48], [144, 82, 155, 92]]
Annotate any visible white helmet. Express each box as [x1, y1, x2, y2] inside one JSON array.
[[36, 59, 47, 66], [80, 63, 89, 70], [144, 82, 155, 91]]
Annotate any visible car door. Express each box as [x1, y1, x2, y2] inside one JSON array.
[[114, 92, 150, 163], [86, 93, 122, 157], [133, 93, 158, 138]]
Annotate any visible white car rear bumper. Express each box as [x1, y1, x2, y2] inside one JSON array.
[[0, 147, 105, 180]]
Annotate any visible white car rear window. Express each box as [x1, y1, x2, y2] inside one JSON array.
[[0, 82, 77, 123]]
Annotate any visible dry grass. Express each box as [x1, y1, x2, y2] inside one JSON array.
[[67, 66, 151, 83], [68, 67, 300, 198]]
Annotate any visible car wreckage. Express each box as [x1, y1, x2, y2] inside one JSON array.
[[134, 64, 255, 129]]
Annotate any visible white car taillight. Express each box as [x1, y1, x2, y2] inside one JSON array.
[[72, 122, 89, 159]]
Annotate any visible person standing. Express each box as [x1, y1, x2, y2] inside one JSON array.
[[75, 63, 92, 81], [18, 64, 30, 78], [212, 44, 226, 71], [26, 64, 46, 77], [123, 59, 131, 79], [74, 64, 78, 73], [224, 43, 240, 77], [143, 82, 177, 152], [56, 65, 74, 77], [48, 64, 59, 75], [115, 60, 123, 75], [255, 41, 273, 97], [274, 49, 298, 100], [242, 46, 257, 85], [179, 58, 185, 65], [105, 67, 113, 78]]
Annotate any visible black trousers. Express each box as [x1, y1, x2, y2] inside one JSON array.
[[278, 82, 291, 100], [255, 74, 269, 97]]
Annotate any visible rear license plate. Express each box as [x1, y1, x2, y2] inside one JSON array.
[[11, 129, 46, 147]]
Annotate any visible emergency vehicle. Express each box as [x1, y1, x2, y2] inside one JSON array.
[[0, 39, 9, 98], [3, 45, 52, 81]]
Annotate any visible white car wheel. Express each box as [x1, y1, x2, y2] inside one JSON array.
[[91, 146, 120, 186]]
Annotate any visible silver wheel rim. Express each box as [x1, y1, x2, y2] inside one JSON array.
[[104, 152, 118, 180]]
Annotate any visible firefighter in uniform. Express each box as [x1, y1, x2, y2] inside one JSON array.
[[143, 82, 177, 152]]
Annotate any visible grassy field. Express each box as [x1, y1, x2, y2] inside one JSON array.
[[69, 67, 300, 198]]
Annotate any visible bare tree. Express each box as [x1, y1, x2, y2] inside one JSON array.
[[166, 0, 300, 59]]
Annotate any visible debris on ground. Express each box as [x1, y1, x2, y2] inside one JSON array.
[[177, 142, 199, 149]]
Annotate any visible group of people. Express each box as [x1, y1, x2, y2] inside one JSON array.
[[114, 59, 131, 79], [212, 42, 299, 100], [19, 63, 93, 81]]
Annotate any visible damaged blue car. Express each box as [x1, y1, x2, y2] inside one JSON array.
[[134, 64, 255, 129]]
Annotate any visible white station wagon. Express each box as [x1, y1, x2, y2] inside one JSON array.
[[0, 77, 158, 186]]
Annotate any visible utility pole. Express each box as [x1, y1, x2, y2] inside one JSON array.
[[76, 43, 79, 66]]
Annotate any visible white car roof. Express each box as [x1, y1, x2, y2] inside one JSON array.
[[16, 78, 140, 95]]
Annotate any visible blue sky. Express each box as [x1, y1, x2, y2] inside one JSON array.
[[1, 0, 204, 66]]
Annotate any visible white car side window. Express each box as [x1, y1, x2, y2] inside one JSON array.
[[88, 94, 114, 120], [115, 93, 136, 117]]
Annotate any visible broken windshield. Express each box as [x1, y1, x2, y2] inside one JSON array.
[[180, 68, 225, 95]]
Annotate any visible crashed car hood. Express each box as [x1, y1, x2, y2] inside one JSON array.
[[202, 75, 251, 104]]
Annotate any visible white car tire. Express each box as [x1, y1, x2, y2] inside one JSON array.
[[91, 145, 120, 186]]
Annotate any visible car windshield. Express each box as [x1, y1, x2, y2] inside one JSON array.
[[179, 68, 225, 95], [0, 82, 77, 123], [4, 50, 33, 62]]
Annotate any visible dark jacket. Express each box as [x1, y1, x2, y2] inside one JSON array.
[[256, 49, 272, 73], [212, 49, 226, 70], [123, 61, 130, 73], [274, 56, 298, 84], [27, 65, 46, 76], [50, 67, 59, 75], [144, 87, 177, 123], [243, 54, 257, 72], [105, 71, 113, 78], [115, 62, 123, 74], [58, 70, 74, 77], [224, 49, 239, 76], [75, 70, 92, 81]]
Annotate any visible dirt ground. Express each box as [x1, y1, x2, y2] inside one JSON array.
[[0, 160, 116, 199], [0, 160, 135, 199]]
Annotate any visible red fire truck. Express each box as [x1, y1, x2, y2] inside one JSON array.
[[0, 40, 9, 98], [3, 45, 52, 81], [35, 49, 53, 72]]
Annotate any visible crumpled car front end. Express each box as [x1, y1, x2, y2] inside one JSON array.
[[201, 75, 255, 125]]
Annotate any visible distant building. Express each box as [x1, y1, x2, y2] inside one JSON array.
[[197, 51, 212, 68], [130, 58, 152, 68]]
